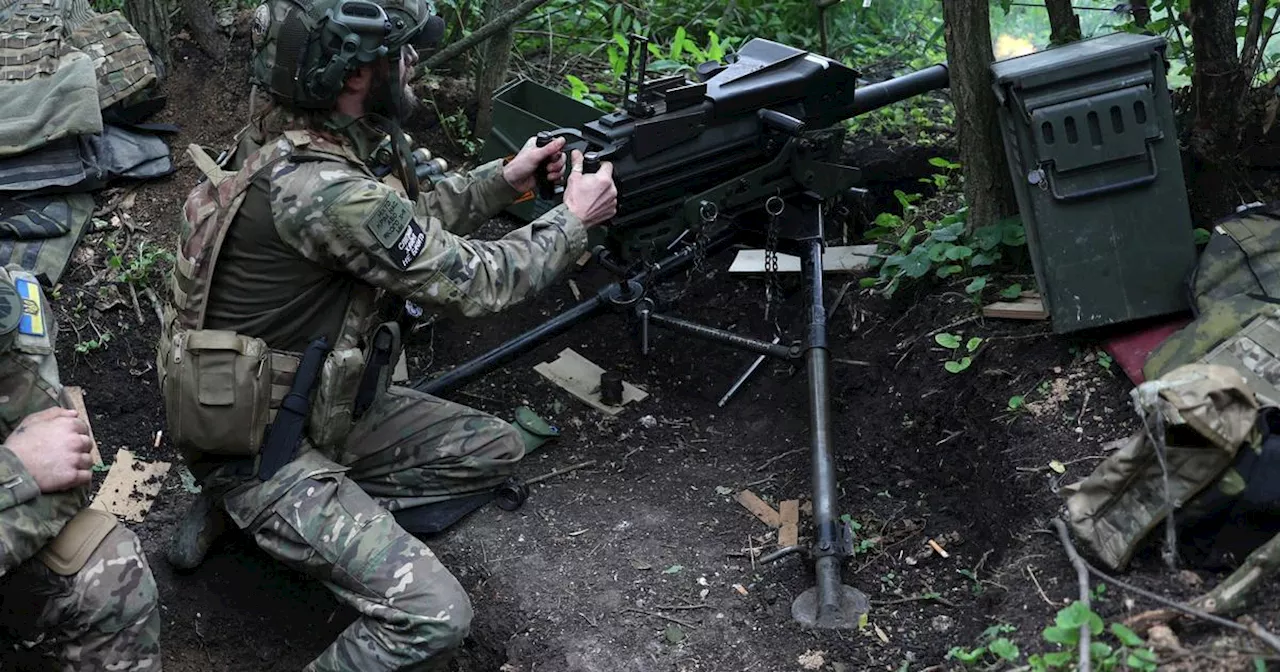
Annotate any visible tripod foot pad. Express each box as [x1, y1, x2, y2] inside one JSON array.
[[791, 585, 870, 630]]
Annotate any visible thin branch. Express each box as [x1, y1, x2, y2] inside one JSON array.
[[1242, 0, 1269, 70], [1051, 520, 1280, 656], [421, 0, 554, 71], [1254, 4, 1280, 81], [1052, 518, 1093, 672]]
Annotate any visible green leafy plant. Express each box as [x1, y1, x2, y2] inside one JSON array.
[[934, 332, 983, 374], [1029, 601, 1158, 672], [74, 331, 112, 354], [106, 241, 174, 287], [946, 623, 1020, 668]]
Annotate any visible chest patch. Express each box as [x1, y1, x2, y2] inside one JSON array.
[[14, 277, 44, 337], [364, 192, 413, 249]]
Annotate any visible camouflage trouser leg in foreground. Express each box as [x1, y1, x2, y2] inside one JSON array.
[[0, 526, 162, 671], [232, 386, 524, 671]]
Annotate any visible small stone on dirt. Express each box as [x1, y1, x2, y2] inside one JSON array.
[[798, 649, 826, 669], [931, 614, 955, 633], [639, 415, 658, 429], [630, 559, 652, 570], [664, 624, 685, 644], [1147, 624, 1184, 654], [1176, 570, 1204, 590]]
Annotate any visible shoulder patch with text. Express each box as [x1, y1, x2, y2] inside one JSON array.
[[391, 218, 427, 270], [364, 192, 413, 249]]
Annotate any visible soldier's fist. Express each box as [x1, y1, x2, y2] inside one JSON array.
[[7, 407, 93, 493], [503, 135, 567, 193], [563, 150, 617, 228]]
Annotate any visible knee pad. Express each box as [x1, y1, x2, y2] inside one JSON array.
[[37, 508, 118, 576]]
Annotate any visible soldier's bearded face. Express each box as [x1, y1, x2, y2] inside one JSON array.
[[367, 52, 419, 120]]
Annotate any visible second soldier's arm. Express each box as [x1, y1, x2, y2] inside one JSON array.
[[275, 160, 587, 317]]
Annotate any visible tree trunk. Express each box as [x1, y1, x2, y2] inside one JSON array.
[[1045, 0, 1081, 44], [1187, 0, 1247, 165], [472, 0, 517, 143], [181, 0, 227, 61], [123, 0, 172, 70], [942, 0, 1017, 231], [1131, 0, 1150, 27]]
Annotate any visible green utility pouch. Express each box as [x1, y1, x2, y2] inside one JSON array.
[[160, 329, 272, 457], [307, 346, 365, 450]]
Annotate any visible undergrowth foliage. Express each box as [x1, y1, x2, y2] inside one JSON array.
[[947, 601, 1159, 672]]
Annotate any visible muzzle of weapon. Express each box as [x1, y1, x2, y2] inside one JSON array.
[[843, 63, 951, 119]]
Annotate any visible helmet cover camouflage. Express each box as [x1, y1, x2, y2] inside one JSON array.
[[249, 0, 440, 109]]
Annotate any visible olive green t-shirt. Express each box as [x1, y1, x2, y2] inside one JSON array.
[[202, 176, 356, 353]]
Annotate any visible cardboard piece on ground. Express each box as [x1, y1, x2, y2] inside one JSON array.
[[90, 449, 171, 523], [728, 245, 879, 274], [62, 386, 101, 466], [982, 296, 1048, 321], [778, 499, 799, 546], [735, 490, 780, 528], [534, 348, 647, 415]]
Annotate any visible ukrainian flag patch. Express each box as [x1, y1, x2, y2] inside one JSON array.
[[15, 278, 44, 337]]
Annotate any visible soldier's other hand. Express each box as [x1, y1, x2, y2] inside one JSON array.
[[6, 407, 93, 493], [503, 135, 567, 193], [563, 150, 617, 228]]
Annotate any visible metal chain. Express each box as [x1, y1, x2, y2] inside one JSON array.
[[764, 196, 785, 334]]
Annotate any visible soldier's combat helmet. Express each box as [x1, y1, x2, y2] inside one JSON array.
[[249, 0, 444, 110]]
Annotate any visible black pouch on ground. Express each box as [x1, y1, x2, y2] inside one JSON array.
[[1176, 406, 1280, 570]]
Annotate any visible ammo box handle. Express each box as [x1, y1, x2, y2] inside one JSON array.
[[1045, 146, 1157, 201]]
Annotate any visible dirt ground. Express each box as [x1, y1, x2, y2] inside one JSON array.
[[33, 27, 1280, 672]]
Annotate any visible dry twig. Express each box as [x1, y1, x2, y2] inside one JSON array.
[[1052, 518, 1093, 672]]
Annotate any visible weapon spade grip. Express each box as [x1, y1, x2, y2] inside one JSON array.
[[583, 152, 602, 174], [534, 131, 558, 200]]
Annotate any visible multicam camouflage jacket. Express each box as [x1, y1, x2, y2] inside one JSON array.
[[0, 265, 86, 575]]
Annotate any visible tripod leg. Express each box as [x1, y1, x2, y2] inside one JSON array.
[[791, 237, 868, 629]]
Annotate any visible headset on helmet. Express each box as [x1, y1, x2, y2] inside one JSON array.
[[251, 0, 443, 110]]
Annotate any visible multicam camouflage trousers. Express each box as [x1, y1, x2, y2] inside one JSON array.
[[218, 385, 525, 672], [0, 526, 162, 671]]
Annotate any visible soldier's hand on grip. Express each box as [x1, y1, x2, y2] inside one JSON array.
[[7, 407, 93, 493], [563, 150, 617, 228], [504, 135, 567, 193]]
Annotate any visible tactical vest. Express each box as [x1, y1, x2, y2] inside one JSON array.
[[1065, 364, 1261, 571], [157, 129, 381, 463], [0, 263, 120, 575], [1145, 206, 1280, 381]]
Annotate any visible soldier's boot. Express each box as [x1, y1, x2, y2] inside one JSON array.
[[167, 491, 230, 571]]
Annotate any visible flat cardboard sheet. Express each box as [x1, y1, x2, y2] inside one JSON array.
[[534, 348, 647, 415]]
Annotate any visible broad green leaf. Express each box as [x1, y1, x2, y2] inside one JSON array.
[[859, 277, 878, 288], [936, 264, 963, 279], [966, 276, 988, 294], [1109, 623, 1145, 648], [932, 221, 965, 242], [1042, 624, 1079, 646], [899, 225, 918, 249], [1088, 642, 1113, 660], [1049, 460, 1066, 474], [946, 646, 986, 663], [966, 337, 983, 352], [671, 27, 686, 59], [944, 357, 972, 374], [874, 212, 903, 228], [900, 247, 931, 278], [970, 252, 997, 267], [945, 245, 973, 260], [928, 157, 952, 168], [974, 224, 1003, 250], [1042, 650, 1075, 667], [1194, 228, 1211, 245], [935, 333, 961, 349], [989, 638, 1020, 662], [1000, 283, 1023, 299], [928, 242, 951, 262], [1001, 217, 1027, 246], [663, 564, 683, 574]]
